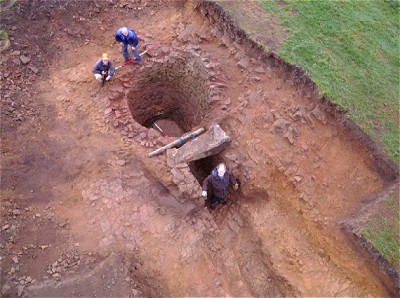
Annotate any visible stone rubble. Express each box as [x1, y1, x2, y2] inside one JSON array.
[[166, 149, 204, 204]]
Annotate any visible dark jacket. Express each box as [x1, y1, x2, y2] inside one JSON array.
[[202, 168, 237, 199], [115, 28, 139, 47], [91, 59, 115, 76]]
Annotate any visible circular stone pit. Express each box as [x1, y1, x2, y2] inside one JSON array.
[[126, 50, 211, 134]]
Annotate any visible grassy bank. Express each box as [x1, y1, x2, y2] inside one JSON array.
[[361, 195, 400, 270], [260, 0, 399, 163]]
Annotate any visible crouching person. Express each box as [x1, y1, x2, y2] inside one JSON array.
[[92, 53, 115, 87], [202, 163, 239, 209]]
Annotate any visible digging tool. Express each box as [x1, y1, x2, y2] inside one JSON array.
[[100, 72, 107, 87], [148, 128, 205, 158], [115, 43, 160, 71], [153, 122, 168, 137]]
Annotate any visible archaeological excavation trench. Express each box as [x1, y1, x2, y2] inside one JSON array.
[[97, 26, 397, 298], [90, 2, 398, 296], [2, 1, 398, 297]]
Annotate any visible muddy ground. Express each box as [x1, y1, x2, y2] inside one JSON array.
[[0, 0, 398, 297]]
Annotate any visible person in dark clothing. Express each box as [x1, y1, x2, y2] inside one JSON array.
[[91, 53, 115, 87], [114, 27, 141, 62], [202, 163, 239, 209]]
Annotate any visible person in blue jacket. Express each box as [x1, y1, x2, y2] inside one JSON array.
[[91, 53, 115, 86], [114, 27, 141, 63], [202, 163, 239, 209]]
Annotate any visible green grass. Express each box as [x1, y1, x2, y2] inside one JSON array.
[[0, 30, 10, 51], [260, 0, 400, 163], [361, 196, 400, 270], [0, 0, 18, 12], [7, 0, 18, 9]]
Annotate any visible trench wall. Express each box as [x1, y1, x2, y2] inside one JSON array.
[[198, 0, 398, 180]]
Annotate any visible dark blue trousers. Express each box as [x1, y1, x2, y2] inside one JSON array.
[[210, 194, 225, 207], [122, 43, 141, 61]]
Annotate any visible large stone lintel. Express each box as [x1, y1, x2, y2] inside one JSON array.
[[174, 124, 231, 164]]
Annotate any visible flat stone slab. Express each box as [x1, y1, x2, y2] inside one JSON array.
[[174, 124, 231, 164]]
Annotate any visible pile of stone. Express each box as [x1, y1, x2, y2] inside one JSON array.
[[166, 149, 203, 204], [46, 253, 81, 278]]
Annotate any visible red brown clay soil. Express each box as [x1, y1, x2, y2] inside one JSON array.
[[1, 0, 398, 297]]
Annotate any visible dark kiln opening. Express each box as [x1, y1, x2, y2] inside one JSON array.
[[189, 154, 224, 185], [126, 52, 210, 137]]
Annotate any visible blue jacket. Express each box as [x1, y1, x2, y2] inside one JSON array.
[[115, 28, 139, 47], [91, 59, 115, 76], [202, 168, 237, 199]]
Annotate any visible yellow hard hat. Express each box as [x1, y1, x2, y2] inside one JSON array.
[[102, 53, 109, 60]]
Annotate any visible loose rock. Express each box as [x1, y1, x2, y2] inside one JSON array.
[[20, 55, 31, 64], [1, 284, 11, 295], [28, 66, 39, 74]]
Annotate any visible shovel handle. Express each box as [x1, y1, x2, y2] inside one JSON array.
[[115, 43, 160, 70], [153, 122, 168, 137]]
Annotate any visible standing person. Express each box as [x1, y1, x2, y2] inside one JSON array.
[[114, 27, 141, 63], [91, 53, 115, 87], [202, 163, 239, 209]]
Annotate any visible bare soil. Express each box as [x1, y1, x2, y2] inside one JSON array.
[[1, 0, 398, 297]]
